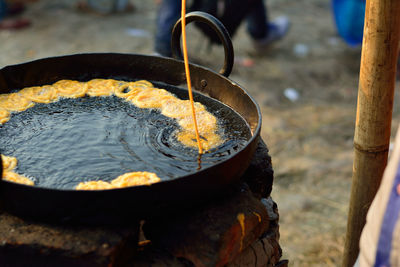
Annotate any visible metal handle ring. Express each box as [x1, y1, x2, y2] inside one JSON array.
[[171, 11, 234, 77]]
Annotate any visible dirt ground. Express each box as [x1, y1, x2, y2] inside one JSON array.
[[2, 0, 400, 266]]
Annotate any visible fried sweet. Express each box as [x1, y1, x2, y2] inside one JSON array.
[[176, 131, 223, 151], [3, 171, 34, 186], [114, 80, 154, 99], [0, 108, 10, 124], [75, 180, 114, 190], [161, 99, 206, 118], [53, 80, 87, 98], [111, 171, 161, 187], [19, 85, 58, 104], [86, 79, 120, 97], [114, 81, 143, 99], [1, 155, 17, 171], [130, 80, 154, 89], [0, 93, 34, 112], [76, 171, 161, 190], [1, 155, 34, 186], [178, 111, 217, 134], [129, 88, 175, 109]]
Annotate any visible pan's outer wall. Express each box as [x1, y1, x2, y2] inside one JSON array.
[[0, 53, 261, 224]]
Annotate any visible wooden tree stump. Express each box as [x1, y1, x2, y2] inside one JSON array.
[[0, 213, 139, 267]]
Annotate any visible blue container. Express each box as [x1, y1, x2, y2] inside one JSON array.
[[332, 0, 366, 46]]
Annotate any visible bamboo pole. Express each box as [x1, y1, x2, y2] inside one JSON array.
[[342, 0, 400, 266]]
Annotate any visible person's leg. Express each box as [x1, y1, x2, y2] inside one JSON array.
[[114, 0, 129, 12], [246, 0, 290, 50], [0, 0, 8, 21], [154, 0, 181, 57], [246, 0, 269, 40]]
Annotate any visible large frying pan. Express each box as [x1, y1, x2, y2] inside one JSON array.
[[0, 12, 261, 225]]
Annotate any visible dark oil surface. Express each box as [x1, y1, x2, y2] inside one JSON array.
[[0, 87, 251, 189]]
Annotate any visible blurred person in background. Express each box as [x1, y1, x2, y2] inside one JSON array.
[[355, 125, 400, 266], [0, 0, 31, 30], [154, 0, 290, 57], [76, 0, 134, 15]]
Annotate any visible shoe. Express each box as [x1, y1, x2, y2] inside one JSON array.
[[252, 15, 290, 52], [154, 51, 173, 58]]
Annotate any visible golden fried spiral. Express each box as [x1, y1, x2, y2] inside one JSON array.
[[76, 171, 161, 190]]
